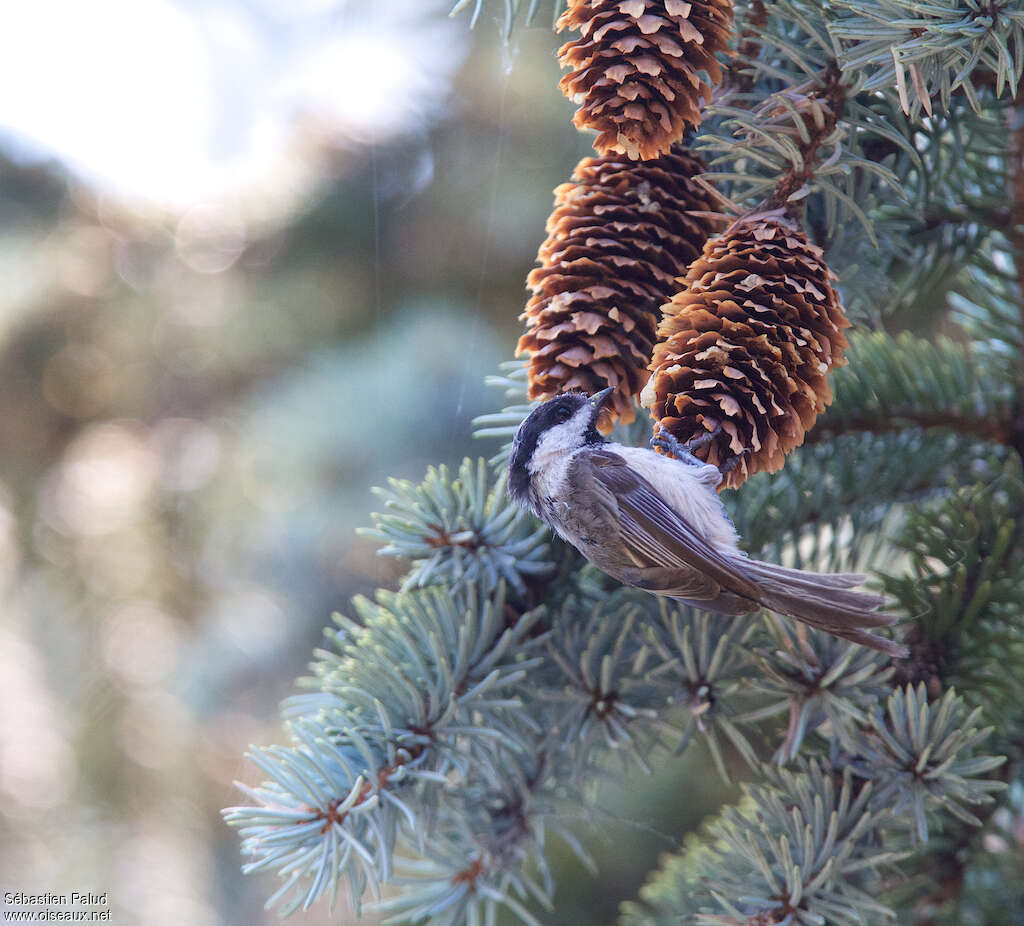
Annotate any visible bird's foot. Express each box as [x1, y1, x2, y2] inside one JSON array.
[[651, 424, 722, 467]]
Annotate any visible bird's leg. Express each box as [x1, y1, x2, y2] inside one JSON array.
[[650, 428, 698, 464], [650, 424, 722, 467], [684, 427, 720, 453]]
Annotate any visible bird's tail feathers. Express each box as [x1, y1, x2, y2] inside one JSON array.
[[741, 559, 908, 658], [744, 560, 869, 593]]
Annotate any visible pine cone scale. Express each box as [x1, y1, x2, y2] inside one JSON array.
[[521, 146, 720, 428], [643, 209, 850, 487], [557, 0, 733, 159]]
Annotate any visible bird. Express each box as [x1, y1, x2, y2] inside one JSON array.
[[507, 387, 907, 657]]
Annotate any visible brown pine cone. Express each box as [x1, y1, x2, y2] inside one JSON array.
[[557, 0, 733, 160], [518, 146, 721, 429], [641, 208, 850, 488]]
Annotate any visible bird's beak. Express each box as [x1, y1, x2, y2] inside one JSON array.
[[588, 386, 614, 421]]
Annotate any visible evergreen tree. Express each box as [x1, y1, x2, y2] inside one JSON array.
[[224, 2, 1024, 922]]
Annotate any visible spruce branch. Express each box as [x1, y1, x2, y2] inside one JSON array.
[[621, 691, 1005, 925], [534, 590, 769, 782], [880, 455, 1024, 725], [861, 460, 1023, 920], [830, 0, 1024, 113], [298, 582, 549, 754], [224, 581, 551, 914], [832, 96, 1009, 323], [946, 241, 1022, 387], [542, 600, 668, 774], [623, 760, 904, 926], [726, 429, 977, 570], [617, 459, 1016, 926], [744, 622, 896, 762], [642, 600, 761, 779], [881, 754, 1020, 926], [767, 62, 847, 207], [359, 457, 553, 597], [732, 0, 768, 95], [370, 745, 567, 926], [223, 716, 423, 916], [474, 361, 536, 466], [842, 684, 1006, 843], [815, 330, 1017, 445], [696, 0, 898, 235]]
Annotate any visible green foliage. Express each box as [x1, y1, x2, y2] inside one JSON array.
[[832, 97, 1009, 323], [831, 0, 1024, 111], [951, 235, 1024, 380], [360, 457, 552, 597], [224, 448, 1013, 922], [224, 719, 383, 915], [543, 601, 667, 773], [227, 351, 1021, 922], [643, 602, 760, 778], [623, 761, 904, 925], [698, 0, 899, 237], [725, 427, 979, 573], [224, 581, 549, 915], [844, 684, 1005, 843], [472, 361, 534, 465], [881, 455, 1024, 726], [822, 330, 1015, 439], [298, 582, 547, 743], [624, 688, 1005, 925], [744, 621, 896, 761]]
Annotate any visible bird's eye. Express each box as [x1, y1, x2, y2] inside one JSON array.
[[556, 405, 573, 422]]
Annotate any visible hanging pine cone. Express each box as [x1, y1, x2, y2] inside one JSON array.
[[518, 146, 721, 429], [641, 208, 850, 488], [557, 0, 733, 160]]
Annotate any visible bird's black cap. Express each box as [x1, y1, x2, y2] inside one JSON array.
[[507, 389, 612, 508]]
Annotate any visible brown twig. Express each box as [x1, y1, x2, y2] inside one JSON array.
[[450, 855, 485, 890], [308, 743, 426, 833], [768, 64, 847, 208]]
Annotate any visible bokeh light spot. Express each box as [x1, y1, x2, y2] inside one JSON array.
[[102, 602, 182, 689], [175, 205, 247, 274], [41, 422, 157, 536], [0, 626, 77, 810]]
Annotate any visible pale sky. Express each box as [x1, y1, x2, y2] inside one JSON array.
[[0, 0, 465, 212]]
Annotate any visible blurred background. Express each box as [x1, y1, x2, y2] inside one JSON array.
[[0, 2, 734, 923]]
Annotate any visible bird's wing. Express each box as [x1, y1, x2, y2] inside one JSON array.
[[572, 449, 904, 656], [579, 448, 762, 601]]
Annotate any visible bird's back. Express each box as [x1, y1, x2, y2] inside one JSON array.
[[594, 444, 742, 554]]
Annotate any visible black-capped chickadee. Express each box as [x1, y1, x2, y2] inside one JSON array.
[[508, 388, 906, 656]]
